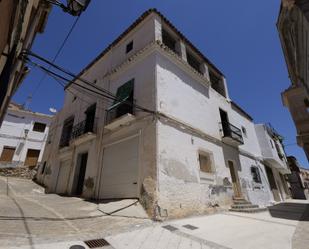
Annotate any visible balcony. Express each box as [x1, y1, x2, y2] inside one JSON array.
[[220, 121, 244, 146], [70, 118, 97, 145], [104, 100, 136, 130], [59, 118, 97, 148]]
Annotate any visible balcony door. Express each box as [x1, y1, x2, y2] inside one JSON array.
[[85, 104, 96, 133], [228, 161, 242, 198], [220, 109, 229, 135]]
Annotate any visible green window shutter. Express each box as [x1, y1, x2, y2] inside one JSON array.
[[107, 79, 134, 111]]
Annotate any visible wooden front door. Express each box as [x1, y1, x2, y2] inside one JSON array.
[[228, 161, 242, 198], [24, 149, 40, 167]]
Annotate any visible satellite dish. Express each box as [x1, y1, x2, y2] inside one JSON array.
[[49, 108, 57, 113]]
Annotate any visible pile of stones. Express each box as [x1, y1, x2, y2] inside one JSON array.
[[0, 166, 37, 179]]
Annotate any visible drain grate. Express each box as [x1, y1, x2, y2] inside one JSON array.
[[183, 224, 199, 230], [162, 225, 178, 231], [84, 238, 110, 248]]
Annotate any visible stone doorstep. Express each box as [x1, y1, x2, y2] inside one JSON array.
[[231, 204, 259, 209], [229, 207, 268, 213]]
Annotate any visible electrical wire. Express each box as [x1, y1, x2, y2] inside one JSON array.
[[22, 54, 155, 114], [29, 16, 81, 101]]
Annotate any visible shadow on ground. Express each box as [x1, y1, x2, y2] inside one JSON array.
[[268, 203, 309, 221]]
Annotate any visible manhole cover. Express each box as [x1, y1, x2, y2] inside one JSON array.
[[162, 225, 178, 231], [84, 238, 110, 248], [183, 224, 199, 230], [70, 246, 85, 249]]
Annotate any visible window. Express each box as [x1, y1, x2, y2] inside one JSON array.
[[209, 70, 226, 97], [241, 126, 247, 138], [304, 99, 309, 112], [41, 161, 47, 174], [32, 122, 46, 133], [126, 41, 133, 53], [199, 153, 213, 173], [59, 117, 74, 148], [186, 50, 201, 73], [106, 79, 134, 123], [270, 139, 274, 148], [251, 166, 262, 183], [162, 29, 177, 53], [0, 147, 15, 162]]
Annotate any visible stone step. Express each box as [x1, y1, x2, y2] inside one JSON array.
[[231, 204, 259, 209], [229, 207, 267, 213], [233, 200, 252, 205]]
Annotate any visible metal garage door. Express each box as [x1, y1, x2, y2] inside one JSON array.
[[99, 136, 139, 199], [55, 160, 70, 194]]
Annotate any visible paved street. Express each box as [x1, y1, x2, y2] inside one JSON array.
[[1, 177, 309, 249]]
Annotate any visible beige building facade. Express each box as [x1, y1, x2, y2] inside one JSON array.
[[0, 0, 51, 125], [278, 0, 309, 160]]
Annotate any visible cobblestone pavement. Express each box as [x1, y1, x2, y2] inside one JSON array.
[[0, 177, 152, 248]]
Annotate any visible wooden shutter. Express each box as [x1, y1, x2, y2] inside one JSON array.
[[24, 149, 40, 167], [0, 147, 15, 162]]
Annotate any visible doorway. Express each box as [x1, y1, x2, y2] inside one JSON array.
[[24, 149, 40, 167], [265, 166, 281, 202], [73, 152, 88, 196], [228, 161, 242, 198], [228, 160, 242, 198]]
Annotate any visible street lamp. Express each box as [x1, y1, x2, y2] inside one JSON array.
[[45, 0, 90, 16]]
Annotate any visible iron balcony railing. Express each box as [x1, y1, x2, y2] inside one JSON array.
[[71, 118, 97, 140], [105, 99, 136, 125], [221, 121, 244, 144], [59, 118, 97, 148]]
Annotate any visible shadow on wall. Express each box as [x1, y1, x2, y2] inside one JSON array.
[[268, 202, 309, 221]]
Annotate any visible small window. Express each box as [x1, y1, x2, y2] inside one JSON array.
[[251, 166, 262, 183], [241, 126, 247, 137], [186, 50, 201, 73], [126, 41, 133, 53], [162, 29, 177, 53], [199, 153, 213, 173], [210, 70, 226, 97], [304, 99, 309, 112], [270, 139, 274, 149], [41, 161, 47, 174], [33, 122, 46, 133], [0, 146, 15, 162]]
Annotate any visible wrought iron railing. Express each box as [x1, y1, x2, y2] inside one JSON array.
[[221, 121, 244, 144], [59, 118, 97, 148], [71, 118, 97, 140], [105, 100, 135, 125]]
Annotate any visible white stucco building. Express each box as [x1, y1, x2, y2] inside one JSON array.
[[0, 103, 52, 168], [37, 9, 291, 219]]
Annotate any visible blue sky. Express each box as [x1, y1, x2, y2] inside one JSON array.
[[13, 0, 308, 167]]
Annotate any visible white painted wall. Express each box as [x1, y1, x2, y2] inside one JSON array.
[[0, 108, 52, 166]]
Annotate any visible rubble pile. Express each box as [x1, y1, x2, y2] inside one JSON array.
[[0, 167, 37, 179]]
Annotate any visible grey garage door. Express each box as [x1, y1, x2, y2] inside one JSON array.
[[99, 136, 139, 199]]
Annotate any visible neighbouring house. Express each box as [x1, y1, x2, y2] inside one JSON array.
[[255, 124, 291, 202], [37, 9, 291, 219], [0, 0, 51, 125], [0, 102, 52, 168], [287, 156, 307, 199], [277, 0, 309, 160], [300, 167, 309, 198]]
